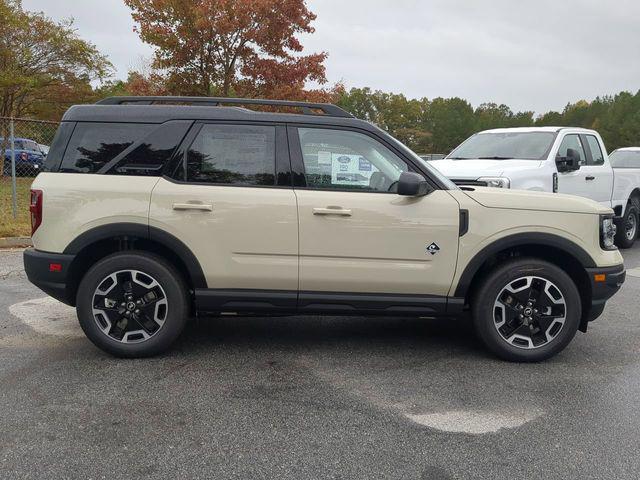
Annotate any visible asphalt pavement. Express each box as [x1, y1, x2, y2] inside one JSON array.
[[1, 246, 639, 480]]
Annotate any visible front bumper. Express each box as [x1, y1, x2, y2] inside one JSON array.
[[583, 263, 626, 325], [23, 248, 76, 305]]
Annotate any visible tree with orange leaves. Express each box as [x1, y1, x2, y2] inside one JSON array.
[[124, 0, 332, 100]]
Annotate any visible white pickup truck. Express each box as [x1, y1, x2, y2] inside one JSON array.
[[430, 127, 640, 248]]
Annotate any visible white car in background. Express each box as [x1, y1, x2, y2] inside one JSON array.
[[430, 127, 640, 248]]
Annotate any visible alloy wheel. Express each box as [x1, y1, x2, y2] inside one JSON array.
[[493, 276, 566, 349], [92, 270, 168, 343]]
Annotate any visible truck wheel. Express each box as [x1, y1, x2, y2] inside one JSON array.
[[615, 199, 639, 249], [471, 258, 581, 362], [76, 251, 189, 358]]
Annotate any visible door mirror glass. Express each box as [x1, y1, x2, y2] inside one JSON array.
[[397, 172, 431, 196], [556, 148, 582, 173]]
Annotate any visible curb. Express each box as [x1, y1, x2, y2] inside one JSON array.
[[0, 237, 32, 248]]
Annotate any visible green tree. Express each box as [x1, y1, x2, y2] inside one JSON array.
[[423, 97, 476, 154], [0, 0, 112, 120]]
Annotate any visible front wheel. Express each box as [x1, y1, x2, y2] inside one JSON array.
[[471, 258, 581, 362], [615, 199, 639, 249], [76, 251, 189, 357]]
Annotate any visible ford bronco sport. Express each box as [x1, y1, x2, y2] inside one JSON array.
[[24, 96, 626, 362]]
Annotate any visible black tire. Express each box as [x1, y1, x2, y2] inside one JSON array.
[[471, 258, 581, 362], [76, 251, 189, 358], [615, 198, 639, 249]]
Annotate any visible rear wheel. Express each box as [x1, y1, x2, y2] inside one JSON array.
[[76, 251, 189, 357], [615, 198, 639, 249], [471, 258, 581, 362]]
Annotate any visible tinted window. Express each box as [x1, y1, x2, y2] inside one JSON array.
[[448, 132, 556, 160], [584, 135, 604, 165], [109, 121, 192, 176], [186, 124, 275, 185], [61, 123, 153, 173], [43, 122, 75, 172], [297, 128, 409, 192], [610, 150, 640, 168], [556, 134, 586, 165]]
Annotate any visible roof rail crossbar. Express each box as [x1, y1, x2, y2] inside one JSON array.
[[95, 96, 353, 118]]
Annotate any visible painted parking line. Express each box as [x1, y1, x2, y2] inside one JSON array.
[[9, 296, 82, 338], [405, 408, 543, 434]]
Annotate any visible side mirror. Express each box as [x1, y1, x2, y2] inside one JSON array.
[[556, 148, 582, 173], [397, 172, 431, 196]]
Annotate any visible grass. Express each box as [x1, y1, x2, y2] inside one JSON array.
[[0, 177, 33, 238]]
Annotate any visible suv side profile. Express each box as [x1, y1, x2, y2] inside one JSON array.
[[24, 97, 626, 362]]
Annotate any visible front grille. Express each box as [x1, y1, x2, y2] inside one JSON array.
[[451, 179, 488, 187]]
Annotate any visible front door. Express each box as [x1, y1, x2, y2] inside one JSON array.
[[290, 126, 460, 313], [556, 133, 612, 206]]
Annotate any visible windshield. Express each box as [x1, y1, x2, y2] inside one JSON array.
[[386, 134, 458, 189], [448, 132, 556, 160], [610, 150, 640, 168]]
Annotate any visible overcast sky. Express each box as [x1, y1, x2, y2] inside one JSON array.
[[22, 0, 640, 115]]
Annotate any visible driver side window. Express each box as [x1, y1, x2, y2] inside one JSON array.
[[556, 134, 586, 166], [297, 127, 409, 192]]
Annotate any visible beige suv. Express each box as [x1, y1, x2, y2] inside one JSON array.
[[24, 96, 626, 361]]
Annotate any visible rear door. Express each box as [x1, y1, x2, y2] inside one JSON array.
[[289, 125, 460, 313], [149, 122, 298, 309]]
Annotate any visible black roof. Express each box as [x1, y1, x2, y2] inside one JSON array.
[[62, 96, 377, 131]]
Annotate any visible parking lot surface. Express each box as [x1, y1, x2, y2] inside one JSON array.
[[1, 247, 639, 480]]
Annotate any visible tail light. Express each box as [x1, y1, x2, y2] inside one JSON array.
[[29, 189, 43, 235]]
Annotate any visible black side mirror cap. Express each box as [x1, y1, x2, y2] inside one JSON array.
[[397, 171, 431, 196], [556, 148, 582, 172]]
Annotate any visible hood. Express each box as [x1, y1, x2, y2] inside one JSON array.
[[429, 158, 542, 179], [462, 187, 612, 215]]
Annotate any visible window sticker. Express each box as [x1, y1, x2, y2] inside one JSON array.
[[331, 154, 378, 186]]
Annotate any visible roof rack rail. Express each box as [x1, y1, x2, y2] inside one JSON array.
[[95, 96, 354, 118]]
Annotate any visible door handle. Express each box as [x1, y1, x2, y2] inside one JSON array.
[[172, 202, 213, 212], [585, 176, 596, 181], [312, 206, 352, 216]]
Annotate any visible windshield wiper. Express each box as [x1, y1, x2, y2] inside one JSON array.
[[448, 156, 469, 160], [477, 156, 513, 160]]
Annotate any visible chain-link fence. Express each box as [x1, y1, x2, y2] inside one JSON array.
[[1, 117, 59, 221]]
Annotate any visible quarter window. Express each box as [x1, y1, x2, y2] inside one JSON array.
[[185, 124, 276, 185], [297, 128, 409, 192], [61, 123, 153, 173], [556, 134, 586, 166], [584, 135, 604, 165]]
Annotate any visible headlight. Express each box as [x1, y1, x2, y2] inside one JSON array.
[[600, 215, 617, 250], [478, 177, 511, 188]]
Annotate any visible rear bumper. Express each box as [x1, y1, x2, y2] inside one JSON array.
[[583, 263, 626, 323], [23, 248, 76, 305]]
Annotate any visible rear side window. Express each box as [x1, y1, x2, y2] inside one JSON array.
[[584, 135, 604, 165], [185, 124, 276, 185], [60, 123, 153, 173]]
